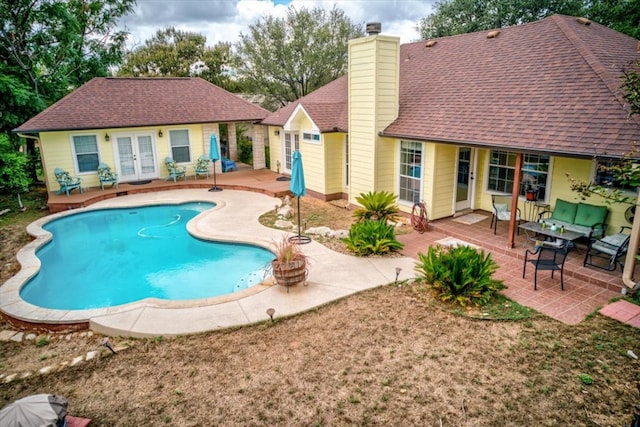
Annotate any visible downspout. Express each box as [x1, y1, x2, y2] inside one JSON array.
[[622, 189, 640, 289]]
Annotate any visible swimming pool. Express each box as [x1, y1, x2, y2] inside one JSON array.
[[19, 202, 274, 310]]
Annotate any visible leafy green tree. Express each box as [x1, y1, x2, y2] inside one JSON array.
[[118, 27, 241, 91], [585, 0, 640, 39], [0, 134, 31, 208], [0, 0, 135, 135], [0, 0, 134, 181], [235, 5, 362, 110], [417, 0, 585, 39]]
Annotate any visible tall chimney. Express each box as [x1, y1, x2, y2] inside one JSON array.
[[365, 22, 381, 35]]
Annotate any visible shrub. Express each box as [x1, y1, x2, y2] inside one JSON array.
[[353, 191, 401, 224], [343, 219, 404, 256], [415, 245, 505, 306]]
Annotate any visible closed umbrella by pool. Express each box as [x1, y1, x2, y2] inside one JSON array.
[[208, 133, 222, 192], [288, 150, 311, 244]]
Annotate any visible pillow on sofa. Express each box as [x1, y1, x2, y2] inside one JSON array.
[[551, 199, 578, 223], [574, 202, 607, 227]]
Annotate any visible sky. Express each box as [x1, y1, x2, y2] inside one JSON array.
[[117, 0, 436, 48]]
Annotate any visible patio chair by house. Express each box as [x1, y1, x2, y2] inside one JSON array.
[[164, 157, 187, 182], [97, 163, 118, 190], [53, 168, 82, 196], [523, 242, 569, 290], [489, 194, 521, 235], [222, 157, 237, 172], [193, 155, 210, 179], [583, 226, 631, 272]]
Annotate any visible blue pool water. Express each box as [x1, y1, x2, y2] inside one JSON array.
[[20, 202, 274, 310]]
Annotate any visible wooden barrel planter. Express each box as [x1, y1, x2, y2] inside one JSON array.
[[271, 259, 307, 291]]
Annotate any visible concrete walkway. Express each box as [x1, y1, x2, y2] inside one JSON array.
[[0, 190, 415, 338]]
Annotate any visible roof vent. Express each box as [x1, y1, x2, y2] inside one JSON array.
[[576, 17, 591, 26], [366, 22, 382, 35], [425, 40, 437, 48], [486, 30, 500, 39]]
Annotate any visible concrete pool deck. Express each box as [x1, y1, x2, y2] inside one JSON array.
[[0, 189, 416, 338]]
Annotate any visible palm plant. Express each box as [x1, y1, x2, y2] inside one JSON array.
[[353, 191, 401, 224]]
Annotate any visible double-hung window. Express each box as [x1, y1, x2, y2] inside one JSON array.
[[169, 130, 191, 163], [488, 151, 550, 199], [72, 135, 99, 173], [399, 141, 422, 204]]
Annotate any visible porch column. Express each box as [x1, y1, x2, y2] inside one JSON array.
[[202, 123, 221, 174], [228, 123, 237, 161], [508, 153, 524, 248], [251, 124, 267, 170]]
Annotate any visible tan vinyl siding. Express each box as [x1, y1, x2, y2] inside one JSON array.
[[431, 144, 457, 220], [41, 124, 207, 190], [324, 133, 346, 195], [348, 34, 400, 205]]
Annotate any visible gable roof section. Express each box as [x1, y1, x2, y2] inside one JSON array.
[[14, 77, 270, 133], [383, 14, 640, 158], [262, 75, 348, 133]]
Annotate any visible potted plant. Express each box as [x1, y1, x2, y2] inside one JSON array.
[[270, 236, 308, 290]]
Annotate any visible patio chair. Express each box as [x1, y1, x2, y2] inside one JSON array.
[[222, 156, 237, 172], [489, 194, 521, 235], [97, 163, 118, 190], [193, 155, 210, 179], [583, 226, 631, 272], [164, 157, 187, 182], [523, 242, 569, 290], [53, 168, 82, 196]]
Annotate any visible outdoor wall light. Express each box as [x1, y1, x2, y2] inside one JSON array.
[[274, 130, 280, 136], [104, 133, 110, 142], [158, 129, 163, 138]]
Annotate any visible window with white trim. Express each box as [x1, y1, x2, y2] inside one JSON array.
[[72, 135, 99, 173], [399, 141, 422, 204], [488, 151, 550, 200], [169, 129, 191, 163], [302, 132, 320, 144]]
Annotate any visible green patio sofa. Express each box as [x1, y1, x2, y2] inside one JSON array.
[[537, 199, 608, 240]]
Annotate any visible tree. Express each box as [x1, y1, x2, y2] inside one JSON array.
[[585, 0, 640, 39], [0, 134, 31, 209], [118, 27, 241, 91], [0, 0, 134, 178], [417, 0, 640, 40], [417, 0, 584, 39], [235, 5, 362, 110]]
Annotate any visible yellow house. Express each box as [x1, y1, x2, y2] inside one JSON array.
[[262, 15, 640, 239], [14, 77, 270, 194]]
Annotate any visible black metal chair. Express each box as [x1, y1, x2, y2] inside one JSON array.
[[490, 194, 521, 235], [583, 226, 631, 272], [523, 242, 569, 290]]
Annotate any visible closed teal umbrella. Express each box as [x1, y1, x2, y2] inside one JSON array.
[[289, 150, 310, 244], [208, 133, 222, 192]]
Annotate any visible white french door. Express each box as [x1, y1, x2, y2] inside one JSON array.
[[115, 133, 158, 182], [283, 132, 300, 173], [455, 147, 476, 211]]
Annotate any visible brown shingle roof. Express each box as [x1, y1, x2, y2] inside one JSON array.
[[265, 15, 640, 158], [262, 76, 348, 132], [14, 77, 270, 133], [385, 14, 640, 158]]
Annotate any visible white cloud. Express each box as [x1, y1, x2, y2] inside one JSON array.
[[118, 0, 435, 48]]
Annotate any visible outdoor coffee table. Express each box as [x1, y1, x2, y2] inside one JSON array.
[[519, 221, 586, 249]]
